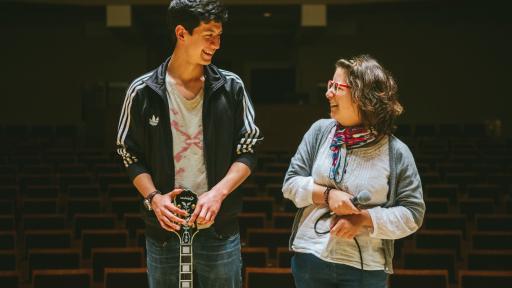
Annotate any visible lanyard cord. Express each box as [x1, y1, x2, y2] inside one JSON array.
[[314, 147, 348, 235], [314, 146, 365, 282]]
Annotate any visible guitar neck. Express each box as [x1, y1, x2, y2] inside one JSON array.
[[174, 190, 198, 288], [179, 243, 193, 288]]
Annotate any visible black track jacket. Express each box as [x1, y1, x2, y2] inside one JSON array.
[[115, 58, 263, 241]]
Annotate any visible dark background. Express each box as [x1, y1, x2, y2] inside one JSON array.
[[1, 2, 511, 288], [1, 1, 511, 151]]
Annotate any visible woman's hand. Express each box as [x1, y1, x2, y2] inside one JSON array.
[[330, 210, 373, 239], [328, 189, 360, 215]]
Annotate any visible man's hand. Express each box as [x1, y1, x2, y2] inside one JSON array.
[[188, 188, 225, 226], [151, 188, 188, 232], [328, 189, 360, 216], [185, 162, 251, 227]]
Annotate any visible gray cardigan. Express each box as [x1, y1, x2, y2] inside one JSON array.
[[283, 119, 425, 273]]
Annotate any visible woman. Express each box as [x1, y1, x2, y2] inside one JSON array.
[[282, 55, 425, 288]]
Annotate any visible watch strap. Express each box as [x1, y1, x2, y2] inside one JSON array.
[[146, 190, 160, 204]]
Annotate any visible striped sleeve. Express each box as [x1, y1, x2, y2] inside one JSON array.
[[221, 70, 263, 156], [115, 73, 151, 179]]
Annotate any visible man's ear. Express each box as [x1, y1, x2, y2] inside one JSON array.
[[175, 25, 187, 41]]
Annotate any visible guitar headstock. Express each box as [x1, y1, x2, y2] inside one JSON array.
[[173, 189, 198, 244]]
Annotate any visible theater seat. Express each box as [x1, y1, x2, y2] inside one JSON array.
[[458, 270, 512, 288], [33, 269, 91, 288], [104, 267, 148, 288], [389, 269, 449, 288], [0, 271, 19, 288], [245, 267, 294, 288]]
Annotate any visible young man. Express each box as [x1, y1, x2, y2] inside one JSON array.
[[115, 1, 262, 287]]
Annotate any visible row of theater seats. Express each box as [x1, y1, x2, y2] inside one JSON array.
[[389, 137, 512, 287], [0, 122, 499, 143], [1, 133, 512, 287], [1, 181, 511, 216], [1, 268, 511, 288]]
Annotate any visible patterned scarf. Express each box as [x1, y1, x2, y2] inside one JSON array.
[[329, 123, 378, 182]]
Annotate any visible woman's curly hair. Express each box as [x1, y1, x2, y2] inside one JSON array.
[[336, 55, 403, 135]]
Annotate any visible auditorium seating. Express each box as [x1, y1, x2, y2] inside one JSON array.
[[247, 228, 291, 257], [0, 200, 15, 215], [91, 247, 144, 281], [0, 185, 18, 201], [22, 214, 68, 230], [415, 230, 463, 258], [24, 229, 73, 258], [465, 184, 502, 201], [265, 183, 286, 203], [467, 250, 512, 270], [423, 214, 468, 237], [471, 231, 512, 250], [67, 198, 103, 218], [22, 198, 59, 214], [0, 271, 19, 288], [81, 229, 128, 259], [238, 183, 259, 197], [241, 247, 269, 272], [458, 270, 512, 288], [238, 213, 266, 242], [108, 184, 136, 198], [0, 250, 16, 271], [244, 267, 294, 288], [424, 198, 450, 213], [104, 267, 148, 288], [475, 214, 512, 231], [123, 213, 145, 238], [32, 269, 91, 288], [402, 249, 457, 282], [389, 269, 449, 288], [276, 247, 294, 268], [60, 174, 93, 190], [242, 197, 275, 220], [28, 248, 81, 280], [67, 184, 101, 198], [2, 123, 511, 288], [459, 199, 496, 218], [0, 216, 15, 231], [425, 184, 458, 203], [24, 185, 59, 198], [110, 196, 140, 218], [73, 213, 117, 238], [136, 229, 146, 247], [272, 212, 295, 229]]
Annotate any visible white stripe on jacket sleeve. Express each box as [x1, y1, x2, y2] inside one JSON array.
[[116, 73, 151, 167], [221, 70, 262, 155]]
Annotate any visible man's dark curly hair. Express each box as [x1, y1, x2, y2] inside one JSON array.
[[336, 55, 403, 135], [167, 0, 228, 45]]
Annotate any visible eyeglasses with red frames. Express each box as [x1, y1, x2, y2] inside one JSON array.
[[327, 80, 351, 93]]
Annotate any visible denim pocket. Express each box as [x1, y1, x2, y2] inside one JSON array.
[[204, 227, 238, 240], [146, 235, 168, 248]]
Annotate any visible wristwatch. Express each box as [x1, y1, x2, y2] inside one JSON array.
[[143, 190, 160, 211]]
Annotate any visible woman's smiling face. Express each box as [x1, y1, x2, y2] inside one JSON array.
[[325, 68, 361, 127]]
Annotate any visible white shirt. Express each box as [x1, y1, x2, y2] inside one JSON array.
[[166, 73, 208, 196], [292, 127, 390, 270]]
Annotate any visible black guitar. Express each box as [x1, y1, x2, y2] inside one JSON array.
[[173, 189, 199, 288]]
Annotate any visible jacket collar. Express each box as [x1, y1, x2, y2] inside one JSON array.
[[143, 56, 226, 99]]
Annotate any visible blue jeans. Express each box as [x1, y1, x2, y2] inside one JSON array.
[[146, 227, 242, 288], [291, 253, 387, 288]]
